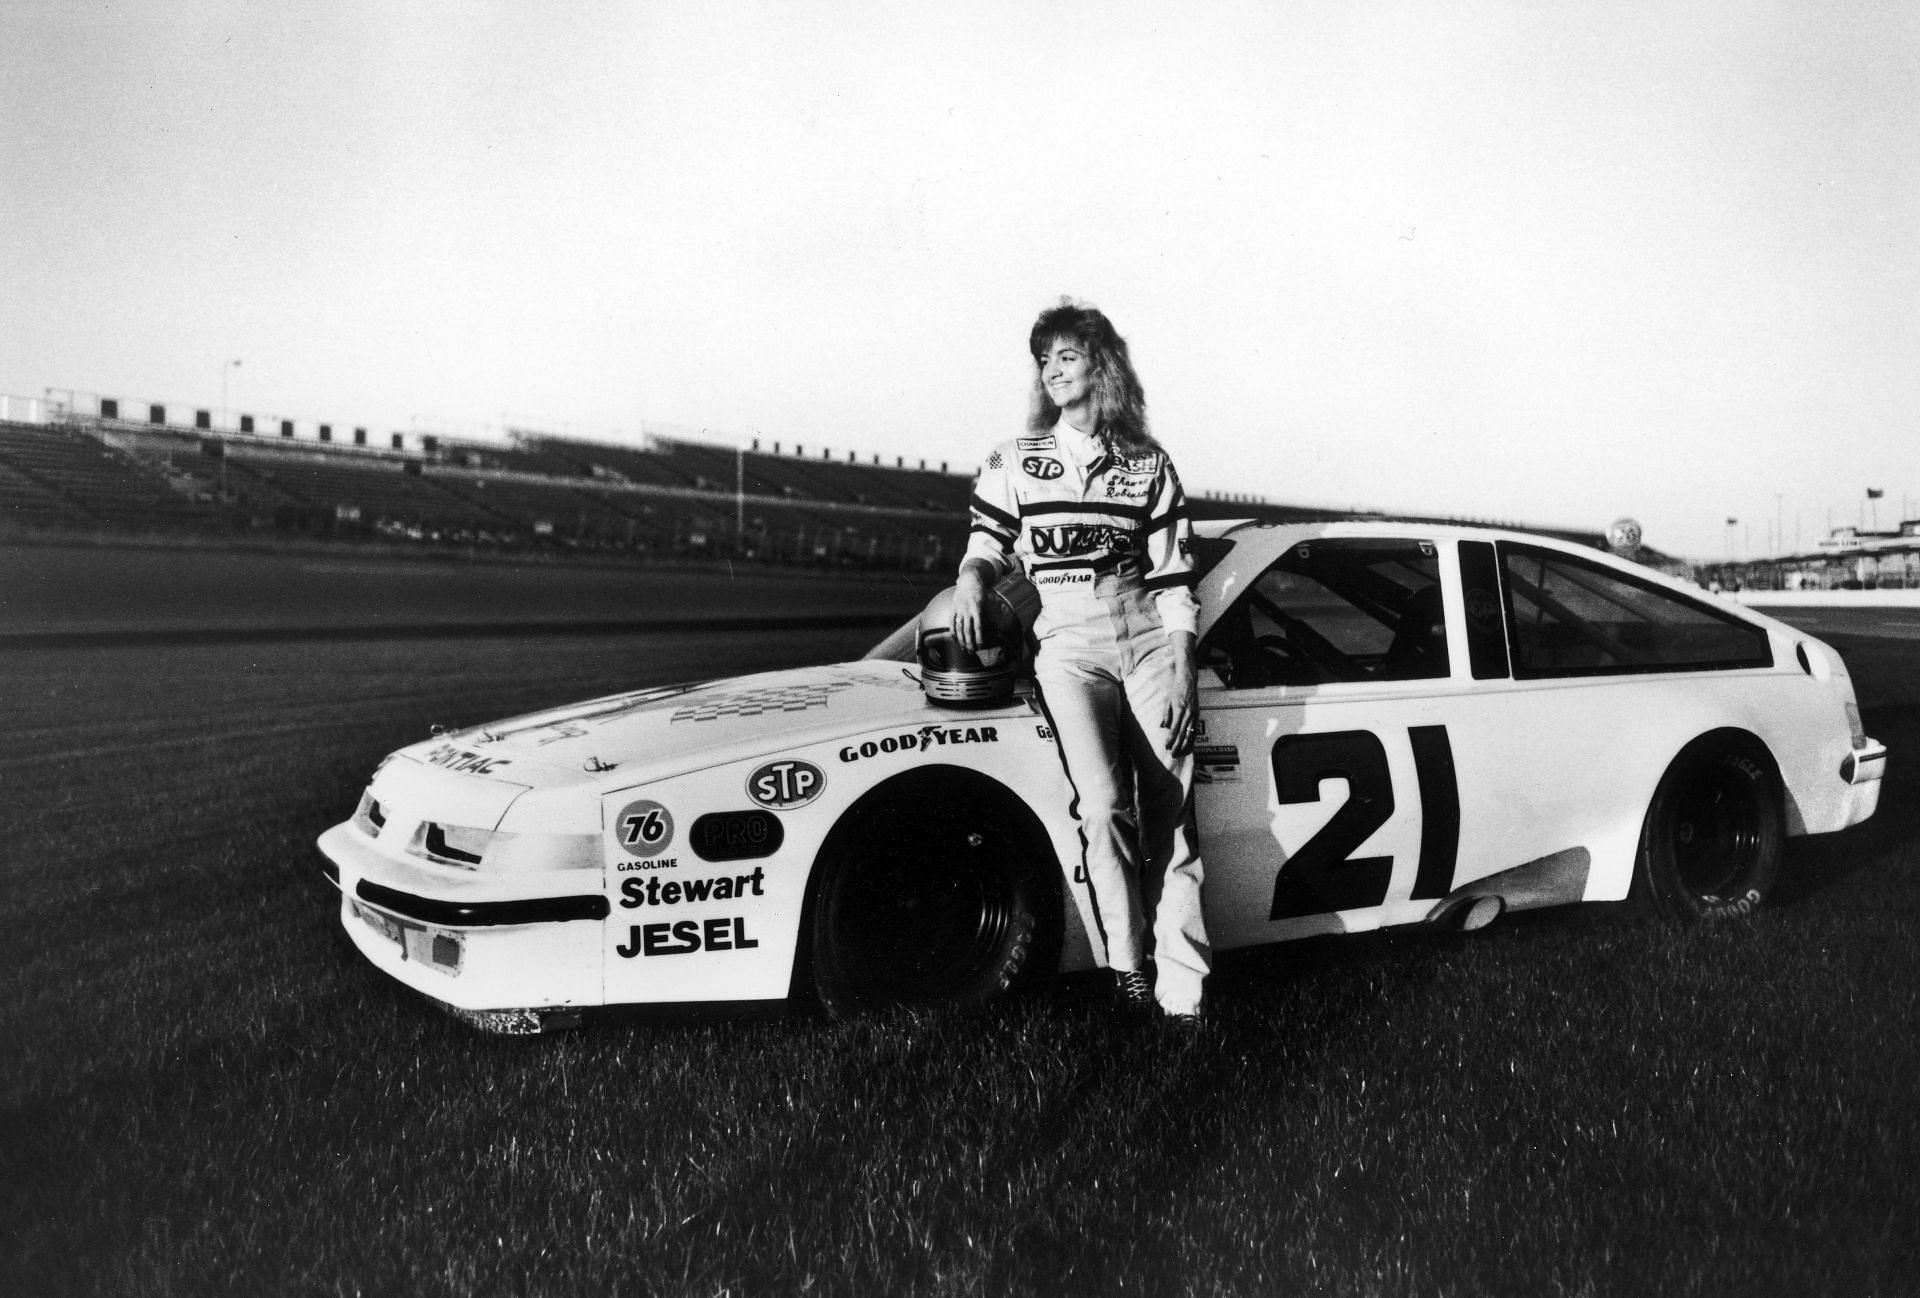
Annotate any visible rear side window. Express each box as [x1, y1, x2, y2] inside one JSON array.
[[1500, 544, 1771, 678], [1203, 538, 1449, 687]]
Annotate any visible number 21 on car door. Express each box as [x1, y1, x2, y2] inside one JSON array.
[[1195, 697, 1463, 947]]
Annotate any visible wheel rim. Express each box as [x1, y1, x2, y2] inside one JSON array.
[[829, 822, 1016, 1000], [1670, 764, 1766, 897]]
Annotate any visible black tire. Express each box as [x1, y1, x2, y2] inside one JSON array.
[[807, 766, 1061, 1018], [1633, 732, 1784, 922]]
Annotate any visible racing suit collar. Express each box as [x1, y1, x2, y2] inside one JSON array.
[[1055, 421, 1107, 473]]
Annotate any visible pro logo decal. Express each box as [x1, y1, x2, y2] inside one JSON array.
[[614, 799, 675, 858], [747, 759, 825, 809], [691, 810, 784, 861]]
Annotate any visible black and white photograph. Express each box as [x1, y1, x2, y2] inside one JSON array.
[[2, 3, 1915, 1294]]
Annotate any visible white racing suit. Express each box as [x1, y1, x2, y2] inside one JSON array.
[[965, 424, 1209, 1015]]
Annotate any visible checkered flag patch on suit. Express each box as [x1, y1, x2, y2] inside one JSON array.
[[670, 680, 856, 723]]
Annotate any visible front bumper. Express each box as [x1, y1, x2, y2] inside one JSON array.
[[317, 821, 605, 1014]]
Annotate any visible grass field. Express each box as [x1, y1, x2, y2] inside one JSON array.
[[2, 616, 1916, 1296]]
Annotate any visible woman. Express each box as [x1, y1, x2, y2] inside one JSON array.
[[951, 300, 1209, 1022]]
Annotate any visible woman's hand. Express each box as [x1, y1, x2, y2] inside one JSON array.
[[950, 561, 994, 652], [1163, 631, 1198, 758]]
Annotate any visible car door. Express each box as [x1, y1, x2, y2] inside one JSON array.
[[1193, 534, 1479, 948]]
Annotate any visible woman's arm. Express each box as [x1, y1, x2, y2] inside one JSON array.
[[955, 446, 1019, 651], [1163, 629, 1197, 758]]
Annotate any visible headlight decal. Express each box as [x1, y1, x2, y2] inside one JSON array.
[[406, 823, 600, 872], [423, 823, 487, 866], [352, 792, 386, 838]]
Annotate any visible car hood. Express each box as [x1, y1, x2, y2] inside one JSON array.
[[392, 660, 989, 792]]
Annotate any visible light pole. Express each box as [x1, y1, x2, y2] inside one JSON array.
[[221, 358, 242, 429]]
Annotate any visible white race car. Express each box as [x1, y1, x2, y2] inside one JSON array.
[[317, 520, 1887, 1032]]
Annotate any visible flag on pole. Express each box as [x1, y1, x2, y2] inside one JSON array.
[[1867, 488, 1884, 499], [1726, 517, 1738, 525]]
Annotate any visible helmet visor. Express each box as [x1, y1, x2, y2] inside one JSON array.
[[919, 628, 1007, 673]]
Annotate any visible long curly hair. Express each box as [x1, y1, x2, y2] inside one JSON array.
[[1026, 299, 1160, 455]]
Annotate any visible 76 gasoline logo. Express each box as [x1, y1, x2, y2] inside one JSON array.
[[614, 799, 675, 858]]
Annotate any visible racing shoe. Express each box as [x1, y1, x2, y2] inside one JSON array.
[[1112, 968, 1155, 1017], [1161, 1003, 1206, 1032]]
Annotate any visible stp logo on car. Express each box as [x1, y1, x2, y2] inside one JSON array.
[[747, 759, 825, 809]]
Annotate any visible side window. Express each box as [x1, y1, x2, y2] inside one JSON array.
[[1457, 540, 1510, 679], [1500, 544, 1772, 678], [1202, 539, 1449, 687]]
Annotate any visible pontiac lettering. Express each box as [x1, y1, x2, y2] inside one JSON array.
[[422, 743, 510, 776]]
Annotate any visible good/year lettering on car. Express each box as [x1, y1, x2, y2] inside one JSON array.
[[1268, 726, 1460, 919], [839, 725, 998, 763]]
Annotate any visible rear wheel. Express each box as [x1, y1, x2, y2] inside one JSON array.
[[808, 767, 1060, 1018], [1633, 733, 1783, 921]]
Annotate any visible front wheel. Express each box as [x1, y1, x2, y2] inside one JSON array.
[[808, 767, 1059, 1018], [1633, 733, 1784, 922]]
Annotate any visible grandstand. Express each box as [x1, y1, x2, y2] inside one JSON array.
[[0, 420, 230, 533], [0, 406, 978, 571], [0, 390, 1637, 570]]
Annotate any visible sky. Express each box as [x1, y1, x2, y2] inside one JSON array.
[[2, 1, 1915, 560]]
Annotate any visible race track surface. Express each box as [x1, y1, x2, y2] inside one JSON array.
[[0, 540, 930, 643]]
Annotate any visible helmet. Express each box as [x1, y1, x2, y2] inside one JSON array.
[[917, 581, 1030, 706]]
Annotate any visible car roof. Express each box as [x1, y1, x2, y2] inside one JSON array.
[[1192, 516, 1771, 637], [1196, 516, 1584, 550]]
